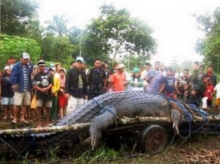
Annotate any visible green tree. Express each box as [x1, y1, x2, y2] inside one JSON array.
[[1, 0, 38, 35], [25, 19, 43, 42], [41, 33, 75, 68], [0, 33, 41, 68], [45, 15, 69, 36], [68, 27, 83, 59], [40, 33, 56, 60], [123, 53, 150, 72], [196, 7, 220, 72], [84, 4, 156, 64]]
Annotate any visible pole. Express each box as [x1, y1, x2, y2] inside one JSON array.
[[79, 29, 83, 57]]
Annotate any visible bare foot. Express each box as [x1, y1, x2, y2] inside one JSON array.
[[20, 119, 29, 124], [36, 124, 42, 128], [12, 119, 17, 124]]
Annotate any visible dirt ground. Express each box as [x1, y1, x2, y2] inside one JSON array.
[[1, 109, 220, 164]]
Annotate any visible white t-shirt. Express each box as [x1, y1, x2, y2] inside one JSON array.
[[214, 83, 220, 98]]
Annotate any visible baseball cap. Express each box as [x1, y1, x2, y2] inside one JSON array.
[[117, 63, 125, 69], [133, 67, 140, 73], [4, 66, 11, 71], [76, 56, 84, 63], [21, 52, 30, 59], [37, 59, 46, 67], [59, 68, 66, 73]]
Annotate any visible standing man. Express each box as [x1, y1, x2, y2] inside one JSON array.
[[33, 60, 53, 127], [146, 61, 165, 94], [188, 61, 205, 107], [11, 52, 32, 124], [65, 57, 88, 114], [176, 68, 190, 102], [110, 63, 129, 92], [87, 59, 107, 100], [141, 62, 151, 90]]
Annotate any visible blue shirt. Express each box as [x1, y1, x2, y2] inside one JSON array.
[[164, 76, 175, 94], [11, 62, 32, 92], [146, 70, 164, 93]]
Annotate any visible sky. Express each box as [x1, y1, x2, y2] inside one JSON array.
[[37, 0, 220, 65]]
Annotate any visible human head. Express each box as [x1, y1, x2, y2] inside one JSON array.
[[165, 67, 173, 76], [70, 61, 76, 68], [37, 59, 46, 72], [20, 52, 30, 65], [133, 67, 140, 77], [145, 62, 151, 71], [49, 67, 55, 74], [94, 59, 102, 69], [117, 63, 125, 72], [59, 68, 66, 77], [55, 63, 62, 72], [192, 61, 200, 71], [183, 68, 189, 78], [75, 56, 84, 69], [4, 66, 11, 75], [154, 61, 161, 71], [207, 66, 214, 74], [207, 78, 212, 85]]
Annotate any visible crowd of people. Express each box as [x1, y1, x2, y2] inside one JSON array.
[[0, 52, 220, 128]]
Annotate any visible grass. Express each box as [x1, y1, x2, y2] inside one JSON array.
[[1, 133, 220, 164], [1, 109, 220, 163]]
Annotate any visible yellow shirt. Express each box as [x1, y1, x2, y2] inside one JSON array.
[[52, 73, 60, 96]]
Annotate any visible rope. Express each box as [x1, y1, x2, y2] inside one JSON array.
[[177, 122, 192, 140], [21, 135, 36, 155], [91, 96, 124, 116], [0, 137, 34, 164]]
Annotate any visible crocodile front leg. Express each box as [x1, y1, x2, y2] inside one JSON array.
[[90, 106, 117, 150]]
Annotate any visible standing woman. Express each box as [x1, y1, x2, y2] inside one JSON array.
[[129, 67, 144, 91], [1, 66, 14, 120]]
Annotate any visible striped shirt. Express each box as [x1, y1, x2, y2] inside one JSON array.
[[22, 65, 29, 91]]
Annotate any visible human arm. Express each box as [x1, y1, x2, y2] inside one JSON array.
[[64, 70, 71, 99]]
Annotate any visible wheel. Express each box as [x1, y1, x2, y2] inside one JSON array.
[[138, 124, 168, 154]]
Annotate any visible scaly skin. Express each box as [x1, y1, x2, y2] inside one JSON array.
[[0, 91, 182, 156], [89, 91, 175, 149]]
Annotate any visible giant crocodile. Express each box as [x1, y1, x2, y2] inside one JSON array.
[[0, 91, 214, 157]]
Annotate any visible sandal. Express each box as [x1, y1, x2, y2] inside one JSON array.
[[3, 116, 7, 120]]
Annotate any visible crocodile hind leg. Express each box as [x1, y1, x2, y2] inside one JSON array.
[[90, 106, 117, 150]]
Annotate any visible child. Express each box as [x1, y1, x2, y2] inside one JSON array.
[[214, 78, 220, 115], [58, 68, 67, 118], [163, 67, 177, 99], [1, 66, 14, 120], [202, 78, 214, 111]]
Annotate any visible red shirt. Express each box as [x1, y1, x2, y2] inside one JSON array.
[[204, 85, 214, 100], [110, 72, 126, 92]]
